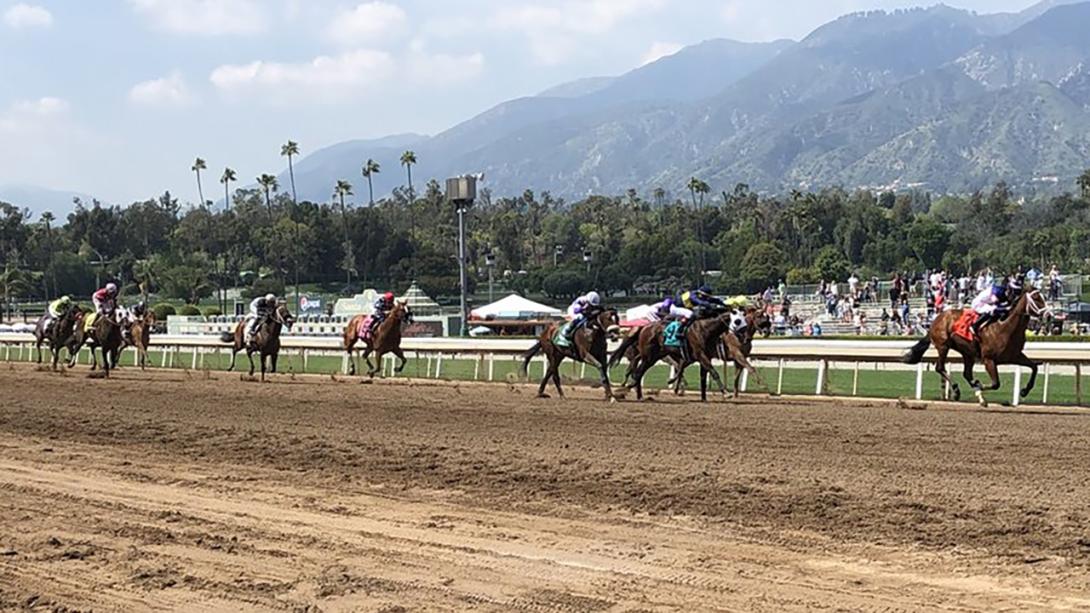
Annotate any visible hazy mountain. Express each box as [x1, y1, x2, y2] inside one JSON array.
[[289, 1, 1090, 202], [0, 184, 90, 218]]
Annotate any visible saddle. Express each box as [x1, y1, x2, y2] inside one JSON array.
[[553, 323, 574, 348], [952, 310, 978, 342], [81, 313, 96, 333], [357, 315, 375, 342], [663, 321, 685, 348]]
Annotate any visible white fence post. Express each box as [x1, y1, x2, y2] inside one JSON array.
[[815, 360, 827, 395], [852, 362, 860, 396], [776, 359, 784, 395], [1042, 363, 1050, 405], [1012, 367, 1022, 407], [488, 353, 495, 381], [740, 368, 749, 393], [915, 363, 924, 400]]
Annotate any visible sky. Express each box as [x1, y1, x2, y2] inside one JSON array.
[[0, 0, 1041, 205]]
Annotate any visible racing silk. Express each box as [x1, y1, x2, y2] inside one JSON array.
[[678, 290, 725, 310], [971, 289, 999, 315], [48, 298, 69, 318], [729, 312, 748, 335], [92, 288, 115, 315], [567, 295, 591, 318], [652, 299, 691, 321], [372, 297, 393, 315]]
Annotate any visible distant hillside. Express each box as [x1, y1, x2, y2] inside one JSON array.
[[0, 184, 90, 218], [289, 1, 1090, 201]]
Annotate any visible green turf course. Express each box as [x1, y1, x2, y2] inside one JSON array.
[[6, 344, 1086, 407]]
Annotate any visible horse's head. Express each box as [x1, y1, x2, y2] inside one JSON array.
[[747, 307, 772, 338], [275, 304, 296, 330], [596, 308, 621, 340], [1023, 289, 1050, 319]]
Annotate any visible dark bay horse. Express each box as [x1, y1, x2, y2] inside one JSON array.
[[222, 304, 295, 381], [34, 304, 83, 369], [611, 311, 733, 402], [521, 308, 621, 401], [70, 312, 124, 376], [902, 289, 1049, 407]]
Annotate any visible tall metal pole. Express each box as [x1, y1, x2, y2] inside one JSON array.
[[488, 266, 494, 303], [457, 204, 468, 337]]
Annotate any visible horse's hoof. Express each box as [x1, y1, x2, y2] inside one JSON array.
[[1020, 388, 1031, 399], [608, 396, 617, 404], [537, 393, 550, 399]]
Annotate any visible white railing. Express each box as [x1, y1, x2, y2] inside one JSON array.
[[1, 333, 1087, 407]]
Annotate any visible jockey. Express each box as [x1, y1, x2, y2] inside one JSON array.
[[92, 283, 119, 319], [971, 283, 1007, 334], [131, 301, 148, 320], [45, 295, 73, 334], [652, 296, 692, 322], [370, 291, 396, 335], [566, 291, 602, 339], [246, 293, 278, 341], [677, 285, 727, 319]]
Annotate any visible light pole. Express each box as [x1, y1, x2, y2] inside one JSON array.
[[583, 248, 593, 276], [554, 244, 564, 267], [447, 174, 478, 337], [485, 248, 497, 303]]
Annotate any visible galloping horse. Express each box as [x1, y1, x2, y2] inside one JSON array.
[[342, 301, 413, 378], [70, 312, 124, 376], [521, 308, 621, 401], [719, 307, 771, 398], [34, 304, 83, 369], [221, 303, 295, 381], [120, 310, 156, 370], [902, 289, 1049, 406], [612, 311, 733, 402]]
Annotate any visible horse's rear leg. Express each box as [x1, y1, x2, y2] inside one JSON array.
[[227, 346, 238, 372], [538, 357, 561, 398], [935, 346, 960, 401], [35, 340, 43, 364], [393, 349, 407, 373], [247, 350, 256, 378], [367, 351, 382, 378]]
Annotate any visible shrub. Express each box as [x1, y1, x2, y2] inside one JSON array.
[[152, 303, 176, 320], [177, 304, 201, 317], [786, 267, 818, 285], [201, 306, 223, 318]]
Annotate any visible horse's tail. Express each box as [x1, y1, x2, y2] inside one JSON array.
[[901, 337, 931, 365], [608, 328, 640, 369], [520, 341, 542, 376], [219, 331, 235, 343]]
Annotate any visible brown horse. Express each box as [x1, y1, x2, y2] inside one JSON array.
[[34, 304, 83, 370], [69, 312, 124, 376], [902, 289, 1049, 406], [221, 303, 295, 381], [520, 308, 621, 401], [120, 310, 156, 370], [611, 311, 733, 402], [719, 307, 771, 398], [342, 301, 413, 377]]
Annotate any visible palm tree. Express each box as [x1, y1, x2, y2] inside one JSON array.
[[257, 174, 278, 215], [334, 179, 353, 210], [281, 140, 300, 204], [362, 158, 381, 206], [1078, 168, 1090, 200], [687, 177, 711, 283], [219, 167, 237, 210], [39, 212, 56, 297], [401, 150, 418, 276], [653, 187, 666, 207], [191, 157, 207, 206]]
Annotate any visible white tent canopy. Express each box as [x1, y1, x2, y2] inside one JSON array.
[[470, 294, 562, 320]]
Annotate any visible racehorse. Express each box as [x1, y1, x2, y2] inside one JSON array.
[[120, 310, 156, 370], [221, 303, 295, 381], [902, 288, 1049, 406], [69, 311, 124, 376], [34, 304, 83, 370], [520, 308, 621, 401], [342, 301, 413, 378], [612, 311, 733, 402], [719, 307, 771, 398]]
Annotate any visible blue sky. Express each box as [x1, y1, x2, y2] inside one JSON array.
[[1, 0, 1040, 204]]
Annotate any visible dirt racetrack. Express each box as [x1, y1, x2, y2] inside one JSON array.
[[1, 365, 1090, 611]]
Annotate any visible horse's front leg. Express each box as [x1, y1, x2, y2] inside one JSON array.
[[695, 350, 727, 397], [393, 349, 407, 373], [247, 349, 256, 378], [1013, 353, 1039, 399]]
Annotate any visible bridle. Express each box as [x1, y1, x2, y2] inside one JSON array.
[[1024, 289, 1050, 318]]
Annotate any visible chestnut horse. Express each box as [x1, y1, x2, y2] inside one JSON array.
[[120, 310, 156, 370], [719, 307, 772, 398], [520, 308, 620, 401], [902, 289, 1049, 406], [221, 303, 295, 381], [343, 301, 413, 378]]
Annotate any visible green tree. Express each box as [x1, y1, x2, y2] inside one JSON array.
[[362, 158, 380, 206], [739, 241, 786, 292], [257, 174, 278, 215], [191, 157, 207, 206], [219, 167, 237, 210], [907, 218, 951, 269], [280, 140, 300, 204], [814, 246, 850, 281]]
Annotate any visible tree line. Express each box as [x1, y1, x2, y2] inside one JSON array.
[[2, 152, 1090, 310]]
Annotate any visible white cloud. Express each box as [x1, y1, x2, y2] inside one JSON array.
[[641, 41, 682, 66], [0, 97, 69, 133], [3, 3, 52, 28], [491, 0, 665, 65], [128, 72, 196, 108], [326, 2, 407, 47], [210, 49, 396, 101], [10, 96, 68, 116], [408, 50, 484, 85], [127, 0, 266, 35]]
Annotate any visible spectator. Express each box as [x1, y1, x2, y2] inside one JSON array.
[[848, 272, 859, 298], [890, 272, 902, 308], [777, 279, 786, 301], [1049, 264, 1062, 301]]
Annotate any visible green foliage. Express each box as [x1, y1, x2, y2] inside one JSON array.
[[814, 246, 851, 282], [244, 277, 286, 300], [739, 242, 786, 292], [786, 266, 818, 285], [201, 306, 222, 317], [177, 304, 202, 316], [152, 303, 176, 320], [542, 269, 587, 299]]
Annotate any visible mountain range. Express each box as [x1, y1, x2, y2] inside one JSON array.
[[285, 1, 1090, 202]]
